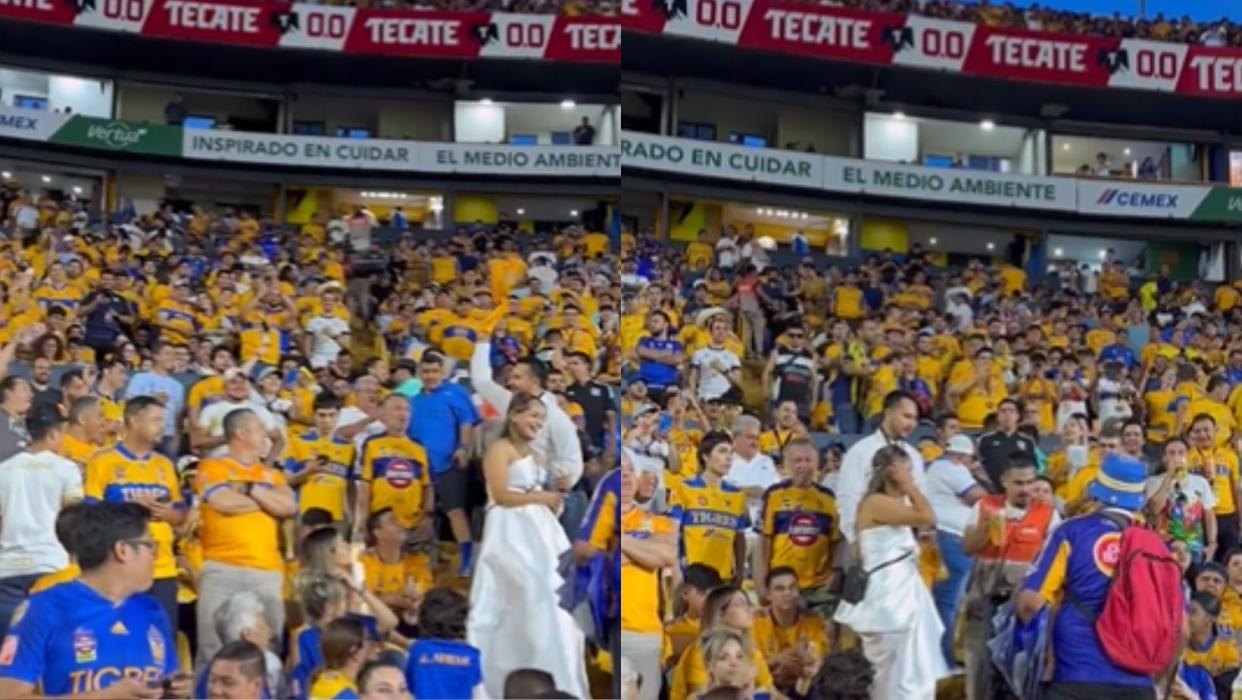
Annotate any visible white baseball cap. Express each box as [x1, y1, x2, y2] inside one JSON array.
[[946, 435, 976, 457]]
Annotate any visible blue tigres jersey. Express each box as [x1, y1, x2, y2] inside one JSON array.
[[1022, 510, 1152, 687], [406, 639, 482, 700], [0, 580, 175, 695]]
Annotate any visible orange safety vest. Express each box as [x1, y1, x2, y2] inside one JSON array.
[[974, 494, 1054, 564]]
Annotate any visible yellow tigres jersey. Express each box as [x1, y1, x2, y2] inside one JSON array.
[[358, 548, 433, 600], [32, 283, 83, 315], [357, 433, 431, 529], [668, 477, 749, 581], [58, 431, 102, 468], [84, 444, 183, 579], [758, 481, 840, 589], [283, 430, 355, 521], [155, 299, 199, 344]]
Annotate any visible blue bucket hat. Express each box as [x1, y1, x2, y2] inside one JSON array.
[[1087, 453, 1148, 511]]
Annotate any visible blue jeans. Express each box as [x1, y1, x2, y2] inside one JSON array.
[[0, 574, 40, 641], [559, 489, 588, 541], [932, 530, 973, 668], [833, 403, 860, 434]]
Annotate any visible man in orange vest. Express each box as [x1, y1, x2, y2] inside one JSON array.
[[960, 453, 1061, 699]]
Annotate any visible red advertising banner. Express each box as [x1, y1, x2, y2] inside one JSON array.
[[620, 0, 1242, 97], [0, 0, 618, 62]]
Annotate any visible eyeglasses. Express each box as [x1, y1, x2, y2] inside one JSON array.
[[124, 539, 157, 553]]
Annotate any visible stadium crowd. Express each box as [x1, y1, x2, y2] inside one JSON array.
[[831, 0, 1242, 47], [619, 225, 1242, 699], [0, 190, 622, 700]]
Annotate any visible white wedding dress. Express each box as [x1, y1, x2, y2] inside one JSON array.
[[467, 455, 589, 699], [833, 525, 949, 700]]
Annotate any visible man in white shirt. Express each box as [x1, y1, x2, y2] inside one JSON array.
[[689, 317, 742, 402], [727, 414, 780, 528], [471, 339, 584, 536], [837, 391, 929, 545], [1146, 436, 1218, 561], [715, 232, 739, 271], [0, 410, 83, 640], [192, 368, 284, 461], [303, 287, 351, 369], [14, 198, 37, 238], [925, 434, 988, 668]]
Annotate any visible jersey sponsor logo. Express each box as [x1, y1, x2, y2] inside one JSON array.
[[787, 512, 821, 546], [686, 509, 741, 529], [1093, 531, 1122, 576], [384, 458, 416, 488], [9, 601, 27, 627], [74, 629, 97, 663], [148, 625, 164, 666], [0, 635, 17, 665]]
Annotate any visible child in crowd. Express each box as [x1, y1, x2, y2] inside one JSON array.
[[308, 617, 369, 700], [405, 587, 483, 700], [664, 564, 724, 669]]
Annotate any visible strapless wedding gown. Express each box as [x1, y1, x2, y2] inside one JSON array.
[[467, 455, 589, 699], [834, 525, 949, 699]]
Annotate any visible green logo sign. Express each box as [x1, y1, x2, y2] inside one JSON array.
[[48, 116, 181, 157], [86, 121, 147, 149], [1190, 187, 1242, 222]]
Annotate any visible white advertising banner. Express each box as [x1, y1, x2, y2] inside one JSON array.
[[621, 130, 1076, 210], [621, 132, 825, 189], [421, 143, 620, 177], [1075, 179, 1211, 219], [0, 105, 71, 143], [181, 130, 619, 176], [825, 158, 1077, 211]]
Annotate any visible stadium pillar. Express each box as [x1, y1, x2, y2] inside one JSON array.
[[665, 78, 680, 136], [275, 183, 287, 223], [1227, 241, 1240, 283], [657, 191, 670, 241]]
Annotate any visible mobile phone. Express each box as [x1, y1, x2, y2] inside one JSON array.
[[658, 413, 672, 433]]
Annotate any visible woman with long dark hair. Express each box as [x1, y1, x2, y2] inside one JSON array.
[[466, 392, 588, 698]]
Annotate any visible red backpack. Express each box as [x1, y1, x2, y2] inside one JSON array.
[[1069, 511, 1184, 675]]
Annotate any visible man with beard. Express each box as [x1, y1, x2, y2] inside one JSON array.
[[836, 391, 928, 545], [961, 453, 1058, 698]]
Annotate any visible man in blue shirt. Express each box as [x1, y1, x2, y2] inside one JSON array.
[[1018, 454, 1160, 700], [0, 501, 190, 699], [635, 311, 682, 404], [406, 353, 480, 577], [124, 342, 186, 458], [1098, 330, 1138, 371]]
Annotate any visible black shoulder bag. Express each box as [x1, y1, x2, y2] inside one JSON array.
[[839, 550, 913, 605]]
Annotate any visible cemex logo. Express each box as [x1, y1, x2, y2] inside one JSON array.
[[652, 0, 688, 21], [1096, 189, 1180, 209], [882, 25, 914, 52], [1097, 48, 1129, 75]]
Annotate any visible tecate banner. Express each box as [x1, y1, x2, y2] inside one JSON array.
[[0, 0, 618, 62], [621, 0, 1242, 97], [620, 130, 1242, 221]]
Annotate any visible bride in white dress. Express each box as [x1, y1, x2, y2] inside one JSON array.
[[467, 392, 590, 699], [834, 446, 949, 700]]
